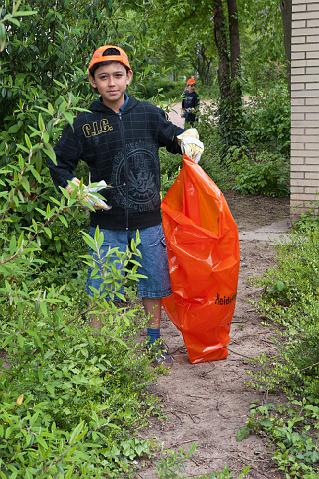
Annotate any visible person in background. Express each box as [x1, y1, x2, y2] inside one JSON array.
[[48, 45, 204, 367], [182, 78, 200, 127]]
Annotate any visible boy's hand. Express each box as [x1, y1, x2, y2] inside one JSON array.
[[66, 178, 111, 210], [177, 129, 204, 164]]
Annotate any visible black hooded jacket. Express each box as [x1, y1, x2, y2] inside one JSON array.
[[49, 96, 184, 230], [182, 91, 199, 110]]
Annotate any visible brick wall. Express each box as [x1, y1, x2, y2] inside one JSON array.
[[291, 0, 319, 217]]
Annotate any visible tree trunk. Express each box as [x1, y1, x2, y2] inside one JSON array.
[[227, 0, 242, 115], [196, 44, 212, 85], [280, 0, 292, 93], [212, 0, 245, 150], [212, 0, 231, 98], [227, 0, 240, 80]]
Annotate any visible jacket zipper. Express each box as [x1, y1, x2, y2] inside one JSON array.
[[118, 111, 129, 230]]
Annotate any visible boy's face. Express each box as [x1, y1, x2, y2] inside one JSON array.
[[89, 62, 132, 108]]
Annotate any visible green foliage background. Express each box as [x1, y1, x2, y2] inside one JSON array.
[[237, 211, 319, 479], [0, 0, 292, 476]]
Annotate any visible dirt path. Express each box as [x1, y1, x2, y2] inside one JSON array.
[[137, 190, 290, 478]]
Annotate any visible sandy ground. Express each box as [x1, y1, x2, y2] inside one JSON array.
[[167, 102, 185, 128], [136, 104, 291, 478], [136, 192, 290, 479]]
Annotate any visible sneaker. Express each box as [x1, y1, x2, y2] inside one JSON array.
[[148, 340, 173, 368]]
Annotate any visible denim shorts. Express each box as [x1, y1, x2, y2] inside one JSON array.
[[85, 224, 172, 299]]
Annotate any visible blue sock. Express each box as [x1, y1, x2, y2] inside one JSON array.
[[147, 328, 160, 345]]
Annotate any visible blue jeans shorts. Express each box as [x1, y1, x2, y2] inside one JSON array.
[[85, 224, 172, 299]]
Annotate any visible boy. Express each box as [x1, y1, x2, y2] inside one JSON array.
[[48, 45, 203, 367], [182, 78, 200, 127]]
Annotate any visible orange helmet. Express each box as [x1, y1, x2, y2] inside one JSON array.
[[88, 45, 132, 74], [186, 78, 196, 86]]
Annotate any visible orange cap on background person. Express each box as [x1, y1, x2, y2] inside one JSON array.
[[186, 78, 196, 86], [88, 45, 132, 75]]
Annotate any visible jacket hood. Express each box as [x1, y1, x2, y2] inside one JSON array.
[[89, 96, 139, 114]]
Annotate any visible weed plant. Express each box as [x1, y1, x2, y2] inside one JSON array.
[[0, 220, 158, 477], [224, 147, 289, 197], [244, 84, 290, 157], [240, 210, 319, 478], [0, 303, 155, 477], [156, 445, 250, 479]]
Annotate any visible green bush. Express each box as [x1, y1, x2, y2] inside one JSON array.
[[0, 218, 156, 477], [244, 216, 319, 478], [244, 84, 290, 157], [0, 304, 154, 477], [0, 13, 158, 473], [225, 147, 289, 197], [259, 228, 319, 308], [242, 401, 319, 479], [194, 99, 290, 197], [293, 206, 319, 234], [135, 77, 184, 101], [254, 223, 319, 395], [159, 149, 181, 195]]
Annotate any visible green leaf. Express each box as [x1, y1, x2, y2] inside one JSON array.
[[24, 133, 32, 149], [275, 280, 285, 292], [236, 425, 251, 442], [17, 334, 25, 348], [16, 143, 29, 154], [8, 122, 22, 134], [47, 102, 54, 115], [55, 239, 61, 252], [18, 154, 25, 170], [25, 470, 33, 479], [38, 113, 45, 132], [53, 79, 65, 88], [0, 23, 7, 52], [29, 165, 42, 183], [58, 215, 68, 227], [37, 436, 48, 450], [20, 176, 30, 193], [42, 131, 49, 143], [43, 143, 56, 163], [7, 17, 20, 27], [82, 231, 100, 253], [14, 10, 38, 17], [69, 421, 85, 445], [35, 207, 46, 217], [64, 112, 74, 127], [44, 227, 52, 239], [39, 301, 48, 317]]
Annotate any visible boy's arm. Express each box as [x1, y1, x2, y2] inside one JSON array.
[[157, 108, 184, 154], [48, 125, 82, 189], [156, 108, 204, 162], [48, 125, 110, 210]]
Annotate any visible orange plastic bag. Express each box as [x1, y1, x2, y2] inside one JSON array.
[[161, 155, 240, 364]]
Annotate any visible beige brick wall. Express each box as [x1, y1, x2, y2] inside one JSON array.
[[291, 0, 319, 217]]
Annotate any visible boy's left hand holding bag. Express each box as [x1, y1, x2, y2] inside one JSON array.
[[177, 128, 204, 164]]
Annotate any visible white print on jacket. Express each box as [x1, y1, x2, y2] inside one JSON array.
[[111, 141, 160, 212]]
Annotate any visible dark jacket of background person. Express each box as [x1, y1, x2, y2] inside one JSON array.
[[182, 91, 199, 125]]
